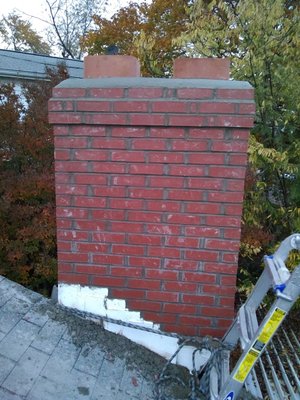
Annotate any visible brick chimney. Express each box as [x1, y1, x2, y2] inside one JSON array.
[[49, 55, 254, 359]]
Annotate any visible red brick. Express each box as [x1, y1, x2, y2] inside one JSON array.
[[111, 267, 143, 277], [94, 187, 125, 197], [207, 192, 244, 203], [202, 307, 234, 318], [146, 224, 181, 235], [70, 126, 106, 136], [127, 212, 162, 223], [163, 303, 197, 314], [111, 127, 145, 137], [185, 250, 218, 262], [128, 87, 163, 98], [92, 276, 126, 287], [149, 177, 184, 188], [77, 101, 110, 112], [187, 178, 223, 190], [220, 297, 235, 307], [111, 288, 145, 299], [110, 198, 144, 209], [75, 220, 105, 231], [59, 273, 89, 285], [57, 241, 72, 251], [146, 291, 179, 302], [55, 173, 70, 184], [203, 285, 236, 296], [129, 164, 164, 175], [59, 253, 89, 263], [185, 226, 220, 238], [92, 210, 125, 220], [217, 319, 233, 329], [85, 113, 127, 125], [57, 230, 89, 241], [148, 152, 184, 163], [183, 272, 216, 283], [164, 281, 197, 292], [199, 102, 235, 114], [224, 204, 244, 215], [49, 112, 82, 124], [74, 149, 108, 161], [189, 128, 225, 139], [56, 219, 72, 229], [114, 101, 148, 112], [53, 126, 69, 135], [145, 269, 178, 280], [226, 180, 245, 192], [205, 115, 254, 128], [92, 162, 126, 173], [55, 149, 70, 160], [203, 263, 237, 274], [53, 88, 86, 98], [206, 215, 241, 228], [49, 100, 64, 111], [129, 257, 161, 268], [167, 190, 202, 201], [169, 115, 205, 127], [185, 203, 220, 214], [211, 141, 248, 152], [129, 188, 164, 199], [179, 315, 212, 326], [199, 327, 224, 338], [111, 151, 145, 162], [111, 175, 146, 186], [229, 154, 248, 166], [93, 138, 126, 149], [131, 138, 166, 150], [89, 88, 124, 98], [75, 265, 107, 275], [216, 89, 254, 99], [148, 247, 181, 258], [73, 197, 106, 208], [164, 324, 197, 336], [221, 275, 237, 285], [112, 245, 145, 256], [56, 208, 88, 219], [224, 228, 241, 239], [238, 103, 256, 114], [149, 127, 185, 138], [130, 114, 165, 126], [231, 129, 250, 140], [55, 161, 88, 172], [205, 239, 240, 252], [143, 313, 178, 325], [177, 88, 213, 99], [110, 222, 144, 233], [127, 279, 161, 290], [188, 153, 225, 165], [74, 174, 106, 185], [127, 300, 162, 312], [76, 243, 109, 253], [55, 137, 88, 148], [92, 232, 125, 243], [128, 234, 162, 246], [165, 236, 199, 248], [167, 214, 200, 225], [171, 140, 208, 151], [182, 294, 215, 305], [169, 165, 205, 177], [151, 101, 187, 113], [163, 259, 198, 271], [93, 254, 124, 265], [210, 166, 246, 179], [59, 263, 73, 273], [56, 195, 71, 206], [146, 201, 181, 212]]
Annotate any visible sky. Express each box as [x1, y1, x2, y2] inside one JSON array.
[[0, 0, 139, 37]]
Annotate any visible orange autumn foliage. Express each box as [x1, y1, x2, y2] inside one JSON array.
[[0, 65, 68, 295]]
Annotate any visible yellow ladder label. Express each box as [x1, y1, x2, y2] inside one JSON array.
[[258, 307, 286, 344], [234, 349, 260, 383]]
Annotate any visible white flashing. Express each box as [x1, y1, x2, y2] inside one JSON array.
[[58, 283, 211, 370]]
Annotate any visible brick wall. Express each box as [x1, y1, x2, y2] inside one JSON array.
[[49, 56, 255, 338]]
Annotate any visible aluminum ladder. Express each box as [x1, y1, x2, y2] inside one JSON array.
[[200, 233, 300, 400]]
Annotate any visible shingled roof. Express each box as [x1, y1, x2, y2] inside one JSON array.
[[0, 49, 83, 82]]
